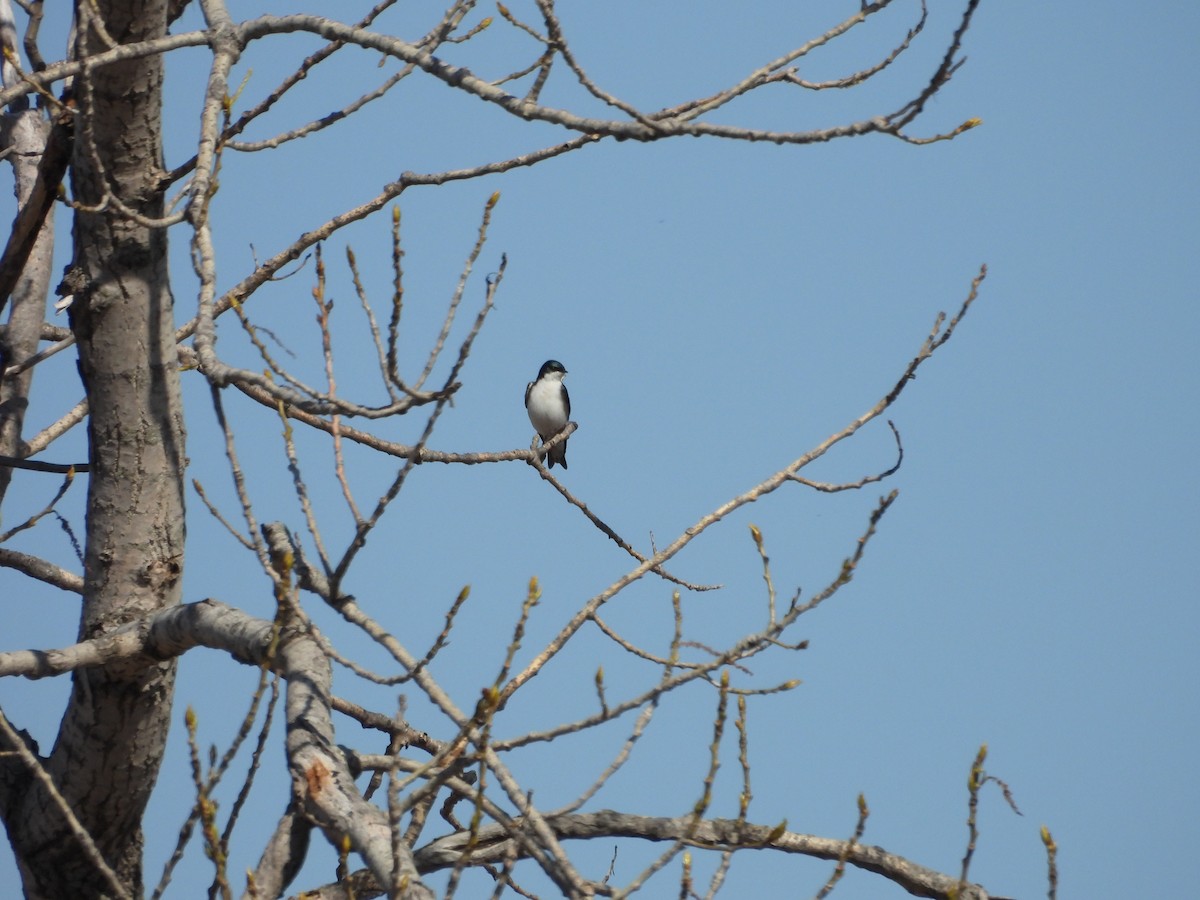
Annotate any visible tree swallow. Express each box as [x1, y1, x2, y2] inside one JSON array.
[[525, 359, 570, 469]]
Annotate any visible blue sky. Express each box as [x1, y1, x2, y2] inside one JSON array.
[[1, 1, 1197, 897]]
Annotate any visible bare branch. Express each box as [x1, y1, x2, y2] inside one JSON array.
[[770, 2, 927, 92], [0, 467, 76, 542], [0, 3, 62, 515], [786, 419, 904, 493], [501, 269, 986, 707], [21, 397, 88, 457], [244, 801, 312, 900], [656, 0, 902, 124], [1041, 825, 1058, 900], [0, 546, 82, 592], [0, 453, 88, 473], [0, 100, 67, 323], [235, 13, 963, 147], [530, 447, 719, 591], [886, 0, 983, 133], [410, 810, 996, 900], [815, 793, 870, 899]]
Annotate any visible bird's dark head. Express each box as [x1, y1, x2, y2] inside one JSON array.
[[538, 359, 567, 378]]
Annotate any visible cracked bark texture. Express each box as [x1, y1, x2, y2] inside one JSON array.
[[2, 2, 185, 896]]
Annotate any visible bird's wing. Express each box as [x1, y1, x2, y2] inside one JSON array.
[[561, 383, 570, 419], [524, 380, 534, 410]]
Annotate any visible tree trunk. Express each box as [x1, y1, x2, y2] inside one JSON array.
[[5, 2, 184, 895]]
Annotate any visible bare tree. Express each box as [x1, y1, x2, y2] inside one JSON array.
[[0, 1, 1050, 898]]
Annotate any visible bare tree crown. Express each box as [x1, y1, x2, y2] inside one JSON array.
[[0, 2, 1048, 899]]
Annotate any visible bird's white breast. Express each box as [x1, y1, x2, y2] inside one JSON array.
[[526, 375, 568, 436]]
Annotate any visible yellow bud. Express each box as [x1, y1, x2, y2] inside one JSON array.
[[764, 819, 787, 844]]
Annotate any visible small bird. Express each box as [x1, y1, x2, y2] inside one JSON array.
[[525, 359, 571, 469]]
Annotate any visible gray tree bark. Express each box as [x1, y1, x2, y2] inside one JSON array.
[[3, 2, 184, 896], [0, 25, 55, 506]]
